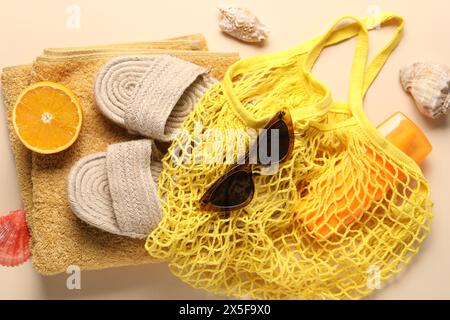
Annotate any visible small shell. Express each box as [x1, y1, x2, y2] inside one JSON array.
[[0, 210, 31, 267], [400, 62, 450, 119], [218, 5, 269, 43]]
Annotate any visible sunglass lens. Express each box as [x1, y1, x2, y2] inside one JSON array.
[[210, 170, 254, 208], [257, 119, 290, 164]]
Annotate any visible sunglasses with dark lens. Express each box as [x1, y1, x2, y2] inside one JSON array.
[[199, 109, 295, 212]]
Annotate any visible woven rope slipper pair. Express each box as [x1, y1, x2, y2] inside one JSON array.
[[68, 55, 216, 238]]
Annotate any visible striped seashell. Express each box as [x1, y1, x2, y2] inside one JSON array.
[[218, 5, 269, 43], [0, 210, 31, 267], [400, 62, 450, 119]]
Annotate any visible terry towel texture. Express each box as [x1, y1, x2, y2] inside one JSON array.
[[1, 34, 239, 275]]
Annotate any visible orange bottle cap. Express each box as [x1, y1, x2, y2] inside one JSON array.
[[377, 112, 432, 164]]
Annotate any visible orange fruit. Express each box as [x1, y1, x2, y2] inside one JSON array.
[[13, 82, 83, 154]]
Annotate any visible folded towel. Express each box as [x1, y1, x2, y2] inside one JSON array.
[[1, 35, 239, 275], [43, 34, 208, 55], [41, 34, 209, 59]]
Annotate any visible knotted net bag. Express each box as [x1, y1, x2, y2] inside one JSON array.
[[145, 14, 432, 299]]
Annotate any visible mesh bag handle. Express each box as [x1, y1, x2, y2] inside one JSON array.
[[222, 13, 404, 127], [300, 14, 418, 172], [304, 13, 404, 102]]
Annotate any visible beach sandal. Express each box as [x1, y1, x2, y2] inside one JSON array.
[[67, 139, 163, 238], [94, 55, 216, 141]]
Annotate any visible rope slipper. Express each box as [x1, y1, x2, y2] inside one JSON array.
[[67, 140, 163, 239], [94, 55, 217, 141]]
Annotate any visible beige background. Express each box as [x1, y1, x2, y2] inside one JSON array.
[[0, 0, 449, 299]]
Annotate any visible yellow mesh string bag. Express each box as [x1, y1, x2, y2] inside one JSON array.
[[145, 13, 433, 299]]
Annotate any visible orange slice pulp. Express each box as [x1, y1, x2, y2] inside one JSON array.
[[12, 81, 83, 154]]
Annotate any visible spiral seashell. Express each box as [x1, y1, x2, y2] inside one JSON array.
[[218, 5, 269, 43], [400, 62, 450, 119], [0, 210, 31, 267]]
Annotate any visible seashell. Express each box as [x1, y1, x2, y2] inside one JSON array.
[[0, 210, 31, 267], [400, 62, 450, 119], [218, 5, 269, 43]]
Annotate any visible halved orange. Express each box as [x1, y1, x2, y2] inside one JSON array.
[[13, 82, 83, 154]]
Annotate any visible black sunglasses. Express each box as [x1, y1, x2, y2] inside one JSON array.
[[199, 109, 295, 212]]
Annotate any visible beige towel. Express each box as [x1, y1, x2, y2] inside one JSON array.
[[1, 35, 239, 275]]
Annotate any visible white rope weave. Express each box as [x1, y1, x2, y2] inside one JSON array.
[[68, 140, 163, 239], [94, 55, 216, 141]]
